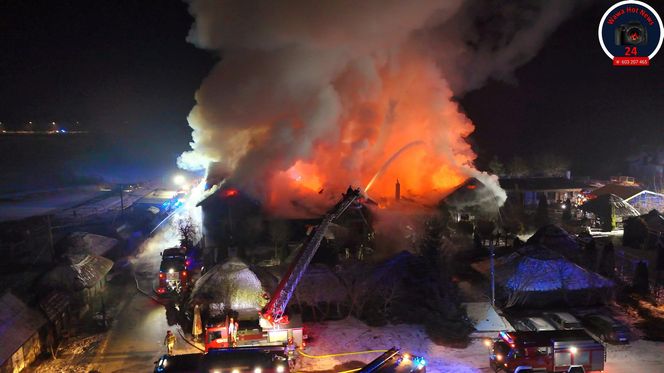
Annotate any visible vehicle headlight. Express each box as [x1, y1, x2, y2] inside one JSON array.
[[168, 268, 174, 274], [276, 365, 285, 373], [254, 368, 262, 373]]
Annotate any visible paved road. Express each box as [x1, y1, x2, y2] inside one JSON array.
[[89, 207, 200, 372]]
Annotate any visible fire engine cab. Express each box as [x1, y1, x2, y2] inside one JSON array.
[[157, 247, 190, 295], [490, 330, 605, 373], [204, 310, 303, 352]]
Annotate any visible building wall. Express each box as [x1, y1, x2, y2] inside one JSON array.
[[626, 192, 664, 214], [510, 190, 582, 208], [0, 332, 42, 373]]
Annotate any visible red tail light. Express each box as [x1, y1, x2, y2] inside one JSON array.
[[159, 272, 165, 279], [223, 188, 238, 197], [182, 270, 188, 277]]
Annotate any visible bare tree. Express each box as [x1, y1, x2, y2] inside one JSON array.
[[377, 276, 401, 316], [335, 263, 371, 318], [487, 156, 506, 176], [507, 156, 529, 177], [533, 153, 570, 177], [178, 217, 198, 250]]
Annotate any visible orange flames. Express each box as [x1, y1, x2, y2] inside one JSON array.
[[261, 48, 476, 215]]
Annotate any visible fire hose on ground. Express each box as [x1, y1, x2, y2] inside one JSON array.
[[297, 349, 388, 359], [296, 348, 388, 373]]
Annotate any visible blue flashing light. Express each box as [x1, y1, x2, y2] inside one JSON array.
[[413, 356, 426, 368]]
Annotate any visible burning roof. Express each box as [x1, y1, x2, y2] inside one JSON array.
[[174, 1, 584, 216]]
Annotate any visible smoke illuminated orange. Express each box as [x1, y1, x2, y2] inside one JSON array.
[[256, 48, 476, 215]]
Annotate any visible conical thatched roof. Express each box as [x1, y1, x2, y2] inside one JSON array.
[[494, 245, 613, 307], [191, 257, 266, 311], [580, 193, 640, 218], [527, 225, 580, 259], [641, 209, 664, 233]]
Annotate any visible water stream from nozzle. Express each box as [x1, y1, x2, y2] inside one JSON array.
[[364, 141, 424, 194]]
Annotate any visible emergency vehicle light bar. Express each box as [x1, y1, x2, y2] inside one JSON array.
[[499, 331, 515, 347]]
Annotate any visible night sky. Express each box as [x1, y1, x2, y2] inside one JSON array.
[[461, 1, 664, 176], [0, 0, 662, 189]]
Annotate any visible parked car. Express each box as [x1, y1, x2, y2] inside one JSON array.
[[545, 312, 583, 330], [567, 365, 585, 373], [523, 317, 556, 332], [511, 319, 532, 331], [582, 314, 630, 344]]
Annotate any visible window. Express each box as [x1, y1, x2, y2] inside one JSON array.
[[208, 330, 223, 342], [493, 341, 510, 357], [510, 349, 524, 358], [555, 351, 571, 367], [574, 351, 590, 366]]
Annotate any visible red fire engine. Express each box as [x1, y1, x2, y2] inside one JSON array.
[[490, 330, 605, 373], [157, 247, 190, 295], [203, 187, 362, 353]]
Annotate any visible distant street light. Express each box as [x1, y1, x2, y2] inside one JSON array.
[[173, 174, 186, 186]]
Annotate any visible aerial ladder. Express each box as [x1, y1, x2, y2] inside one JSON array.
[[260, 186, 362, 328]]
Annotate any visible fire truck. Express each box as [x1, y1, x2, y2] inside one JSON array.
[[489, 330, 605, 373], [157, 247, 191, 295], [203, 187, 363, 353]]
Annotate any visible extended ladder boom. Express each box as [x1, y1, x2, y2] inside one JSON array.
[[262, 187, 362, 324]]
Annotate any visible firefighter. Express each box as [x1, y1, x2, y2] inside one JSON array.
[[164, 330, 176, 355], [228, 317, 238, 347]]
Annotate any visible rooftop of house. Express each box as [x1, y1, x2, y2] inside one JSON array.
[[0, 292, 47, 364], [499, 177, 588, 191]]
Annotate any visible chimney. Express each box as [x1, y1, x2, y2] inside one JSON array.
[[395, 179, 401, 201]]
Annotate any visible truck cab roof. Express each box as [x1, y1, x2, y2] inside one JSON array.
[[499, 330, 601, 347]]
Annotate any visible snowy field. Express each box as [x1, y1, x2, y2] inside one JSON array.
[[299, 318, 487, 373], [298, 317, 664, 373]]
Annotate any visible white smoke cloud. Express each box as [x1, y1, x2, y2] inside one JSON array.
[[179, 0, 582, 213]]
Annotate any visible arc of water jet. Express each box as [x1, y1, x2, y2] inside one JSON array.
[[364, 141, 424, 195]]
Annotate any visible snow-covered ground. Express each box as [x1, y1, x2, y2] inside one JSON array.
[[0, 186, 101, 222], [299, 318, 486, 373], [298, 317, 664, 373], [604, 340, 664, 373]]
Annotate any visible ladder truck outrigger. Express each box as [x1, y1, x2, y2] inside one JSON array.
[[204, 186, 363, 356]]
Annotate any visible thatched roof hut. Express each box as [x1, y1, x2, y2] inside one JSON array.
[[527, 225, 580, 261], [491, 245, 613, 308], [581, 193, 640, 218], [641, 209, 664, 233], [190, 257, 267, 312]]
